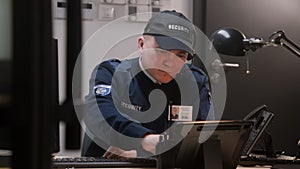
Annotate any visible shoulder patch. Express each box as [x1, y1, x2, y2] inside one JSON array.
[[94, 84, 111, 96]]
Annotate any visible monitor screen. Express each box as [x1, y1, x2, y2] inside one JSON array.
[[0, 0, 13, 150], [0, 60, 12, 149], [157, 120, 253, 169]]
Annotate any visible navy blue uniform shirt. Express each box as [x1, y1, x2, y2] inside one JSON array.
[[81, 57, 214, 157]]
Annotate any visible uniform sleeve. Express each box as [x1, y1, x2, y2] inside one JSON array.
[[190, 65, 215, 120], [84, 60, 153, 151], [198, 74, 215, 120]]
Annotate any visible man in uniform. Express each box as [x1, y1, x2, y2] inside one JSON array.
[[81, 10, 214, 158]]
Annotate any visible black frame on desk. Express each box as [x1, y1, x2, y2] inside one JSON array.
[[157, 120, 253, 169]]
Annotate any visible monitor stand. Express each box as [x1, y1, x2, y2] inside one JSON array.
[[200, 138, 223, 169], [157, 137, 223, 169]]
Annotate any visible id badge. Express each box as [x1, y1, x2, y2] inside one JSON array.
[[168, 105, 193, 121]]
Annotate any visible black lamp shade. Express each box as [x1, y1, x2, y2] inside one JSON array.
[[211, 27, 246, 56]]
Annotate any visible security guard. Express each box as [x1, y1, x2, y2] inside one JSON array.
[[81, 10, 214, 158]]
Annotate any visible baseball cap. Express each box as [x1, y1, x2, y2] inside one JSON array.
[[143, 10, 196, 60]]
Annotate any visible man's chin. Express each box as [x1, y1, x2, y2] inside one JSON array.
[[154, 71, 176, 83], [157, 77, 173, 84]]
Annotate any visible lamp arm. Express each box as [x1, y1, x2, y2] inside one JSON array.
[[281, 36, 300, 57], [282, 43, 300, 57], [269, 30, 300, 57]]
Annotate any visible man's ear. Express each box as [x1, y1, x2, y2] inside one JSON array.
[[138, 36, 145, 52]]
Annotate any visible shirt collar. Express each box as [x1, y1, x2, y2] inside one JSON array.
[[139, 56, 161, 85]]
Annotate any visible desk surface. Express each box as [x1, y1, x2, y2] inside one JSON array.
[[1, 155, 299, 169], [237, 166, 271, 169]]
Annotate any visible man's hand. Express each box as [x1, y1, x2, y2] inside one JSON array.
[[141, 134, 161, 155], [103, 146, 137, 158]]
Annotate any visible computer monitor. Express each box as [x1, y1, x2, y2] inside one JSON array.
[[0, 1, 82, 168], [0, 0, 13, 150], [0, 39, 60, 153], [157, 120, 253, 169], [0, 61, 12, 150]]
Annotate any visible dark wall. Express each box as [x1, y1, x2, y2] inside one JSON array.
[[205, 0, 300, 155]]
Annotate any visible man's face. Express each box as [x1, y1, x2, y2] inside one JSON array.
[[139, 36, 188, 84], [172, 107, 178, 116]]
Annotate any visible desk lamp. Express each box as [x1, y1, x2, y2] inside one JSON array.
[[210, 27, 300, 74], [211, 27, 300, 57], [211, 28, 300, 158]]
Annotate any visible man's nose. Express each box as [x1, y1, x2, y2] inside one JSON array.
[[162, 58, 174, 68]]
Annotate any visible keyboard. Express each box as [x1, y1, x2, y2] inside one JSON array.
[[239, 154, 300, 166], [52, 157, 157, 168]]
